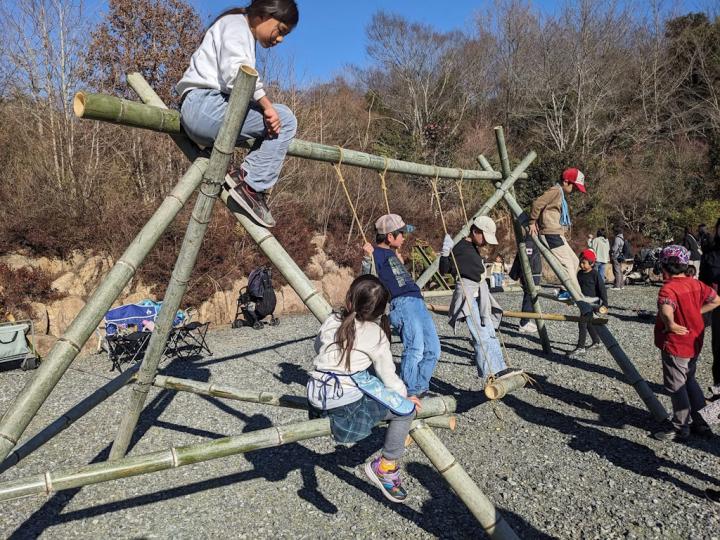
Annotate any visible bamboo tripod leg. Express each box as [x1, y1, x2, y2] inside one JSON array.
[[491, 127, 551, 353], [501, 190, 669, 422], [0, 157, 210, 464], [410, 421, 520, 540], [126, 74, 333, 325], [416, 151, 537, 290], [109, 66, 259, 460]]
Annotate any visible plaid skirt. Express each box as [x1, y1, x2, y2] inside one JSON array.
[[309, 396, 387, 444]]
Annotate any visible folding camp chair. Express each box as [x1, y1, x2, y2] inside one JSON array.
[[0, 320, 39, 372], [167, 321, 212, 359], [105, 331, 152, 372]]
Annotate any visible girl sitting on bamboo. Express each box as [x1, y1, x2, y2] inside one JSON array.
[[307, 275, 421, 503]]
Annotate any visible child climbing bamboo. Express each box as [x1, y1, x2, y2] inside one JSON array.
[[567, 249, 608, 356], [528, 168, 587, 300], [176, 0, 299, 228], [307, 275, 421, 503], [361, 214, 441, 398]]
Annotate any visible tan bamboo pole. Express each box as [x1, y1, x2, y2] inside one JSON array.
[[125, 74, 333, 324], [492, 127, 551, 353], [0, 157, 210, 464], [75, 91, 520, 182], [415, 151, 536, 290], [501, 190, 669, 422], [502, 311, 608, 325], [484, 373, 528, 400], [409, 421, 520, 539], [0, 397, 456, 502], [423, 415, 458, 431], [0, 366, 139, 474], [421, 290, 454, 298], [110, 66, 259, 460]]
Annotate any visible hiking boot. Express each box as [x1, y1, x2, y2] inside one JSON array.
[[706, 488, 720, 504], [518, 322, 537, 334], [652, 421, 690, 442], [225, 168, 276, 227], [566, 347, 586, 357], [494, 367, 524, 380], [364, 456, 407, 503]]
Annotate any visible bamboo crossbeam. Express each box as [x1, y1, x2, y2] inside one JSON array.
[[0, 157, 211, 464], [126, 74, 333, 324], [484, 373, 528, 400], [0, 397, 456, 502], [110, 66, 258, 460], [409, 421, 520, 539], [74, 89, 528, 182], [536, 291, 574, 305], [415, 150, 536, 289], [421, 290, 454, 298], [425, 303, 607, 325], [0, 366, 138, 474]]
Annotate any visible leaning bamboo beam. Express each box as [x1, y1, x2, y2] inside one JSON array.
[[74, 90, 524, 182], [492, 127, 552, 353], [415, 150, 537, 289], [425, 303, 607, 325], [110, 66, 258, 460], [0, 366, 139, 474], [0, 397, 456, 502], [409, 421, 520, 539], [125, 73, 333, 324], [484, 373, 528, 400], [501, 190, 669, 422], [0, 157, 211, 464]]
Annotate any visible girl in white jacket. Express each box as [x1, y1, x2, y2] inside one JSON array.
[[307, 275, 421, 503], [176, 0, 299, 228]]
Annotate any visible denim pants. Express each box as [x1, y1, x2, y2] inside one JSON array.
[[464, 300, 507, 378], [180, 89, 297, 192], [596, 262, 607, 284], [492, 272, 504, 288], [388, 296, 440, 396]]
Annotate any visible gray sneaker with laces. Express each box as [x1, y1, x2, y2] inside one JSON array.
[[225, 169, 276, 227]]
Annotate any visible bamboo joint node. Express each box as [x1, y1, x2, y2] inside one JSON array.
[[58, 337, 82, 354], [170, 447, 180, 468], [44, 471, 54, 495], [0, 431, 17, 445], [117, 259, 138, 273]]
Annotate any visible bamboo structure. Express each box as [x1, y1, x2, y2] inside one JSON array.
[[484, 373, 529, 400], [110, 66, 258, 460], [410, 421, 520, 540], [425, 303, 607, 325], [0, 397, 455, 502]]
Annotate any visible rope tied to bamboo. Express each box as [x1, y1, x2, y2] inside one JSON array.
[[378, 157, 391, 214], [332, 146, 368, 244], [455, 169, 469, 225]]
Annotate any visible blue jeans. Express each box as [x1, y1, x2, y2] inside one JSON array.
[[465, 300, 507, 378], [388, 296, 440, 396], [492, 272, 504, 288], [596, 262, 606, 284], [180, 89, 297, 192]]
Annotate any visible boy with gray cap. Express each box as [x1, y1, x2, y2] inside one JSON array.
[[361, 214, 440, 397], [439, 216, 521, 380]]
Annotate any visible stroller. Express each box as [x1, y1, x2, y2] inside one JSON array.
[[624, 247, 661, 285], [232, 267, 279, 330]]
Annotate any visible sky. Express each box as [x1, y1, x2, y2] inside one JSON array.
[[80, 0, 710, 85]]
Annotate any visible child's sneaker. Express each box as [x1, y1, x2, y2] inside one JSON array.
[[225, 168, 276, 227], [364, 456, 407, 503], [518, 322, 538, 334], [557, 290, 572, 301], [586, 341, 602, 351], [652, 421, 690, 442]]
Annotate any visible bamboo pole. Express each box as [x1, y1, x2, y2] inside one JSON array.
[[0, 156, 211, 464], [492, 127, 551, 353], [421, 290, 454, 298], [415, 151, 537, 289], [501, 190, 669, 422], [75, 90, 523, 182], [502, 311, 608, 325], [536, 291, 574, 305], [125, 74, 333, 324], [484, 373, 528, 400], [0, 366, 138, 474], [0, 397, 455, 502], [409, 421, 520, 539], [110, 66, 259, 460]]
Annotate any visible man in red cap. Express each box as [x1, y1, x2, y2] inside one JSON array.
[[528, 168, 587, 299]]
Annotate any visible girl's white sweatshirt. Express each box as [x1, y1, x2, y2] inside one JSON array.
[[307, 314, 407, 409], [176, 14, 265, 102]]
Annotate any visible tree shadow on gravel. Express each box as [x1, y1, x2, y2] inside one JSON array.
[[503, 393, 720, 498]]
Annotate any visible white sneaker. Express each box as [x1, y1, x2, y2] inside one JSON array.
[[518, 322, 538, 334]]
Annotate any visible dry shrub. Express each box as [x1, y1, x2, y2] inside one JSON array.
[[0, 264, 62, 318]]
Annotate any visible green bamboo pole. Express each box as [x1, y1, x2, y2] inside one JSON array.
[[415, 151, 537, 290], [493, 127, 551, 353], [125, 73, 333, 324], [501, 190, 669, 422], [409, 421, 520, 539], [75, 90, 517, 182], [0, 366, 138, 474], [0, 397, 456, 502], [484, 373, 528, 400], [0, 157, 210, 464], [109, 66, 259, 460]]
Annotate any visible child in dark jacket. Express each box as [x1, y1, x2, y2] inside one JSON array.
[[567, 249, 608, 356]]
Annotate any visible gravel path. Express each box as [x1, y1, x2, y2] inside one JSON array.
[[0, 285, 719, 539]]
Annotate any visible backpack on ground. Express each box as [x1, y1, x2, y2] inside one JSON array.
[[622, 238, 634, 261], [232, 266, 279, 330]]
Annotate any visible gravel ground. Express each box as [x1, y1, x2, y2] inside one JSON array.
[[0, 285, 719, 539]]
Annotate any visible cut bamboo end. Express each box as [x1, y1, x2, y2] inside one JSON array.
[[73, 92, 86, 118], [484, 373, 528, 400], [240, 64, 258, 77]]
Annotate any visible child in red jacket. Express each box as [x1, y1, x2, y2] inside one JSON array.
[[653, 245, 720, 441]]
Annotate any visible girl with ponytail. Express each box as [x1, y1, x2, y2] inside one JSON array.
[[307, 275, 421, 503]]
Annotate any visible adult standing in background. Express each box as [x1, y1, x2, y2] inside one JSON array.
[[698, 224, 712, 253], [699, 218, 720, 388], [589, 229, 610, 284], [611, 227, 625, 289], [683, 226, 702, 277]]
